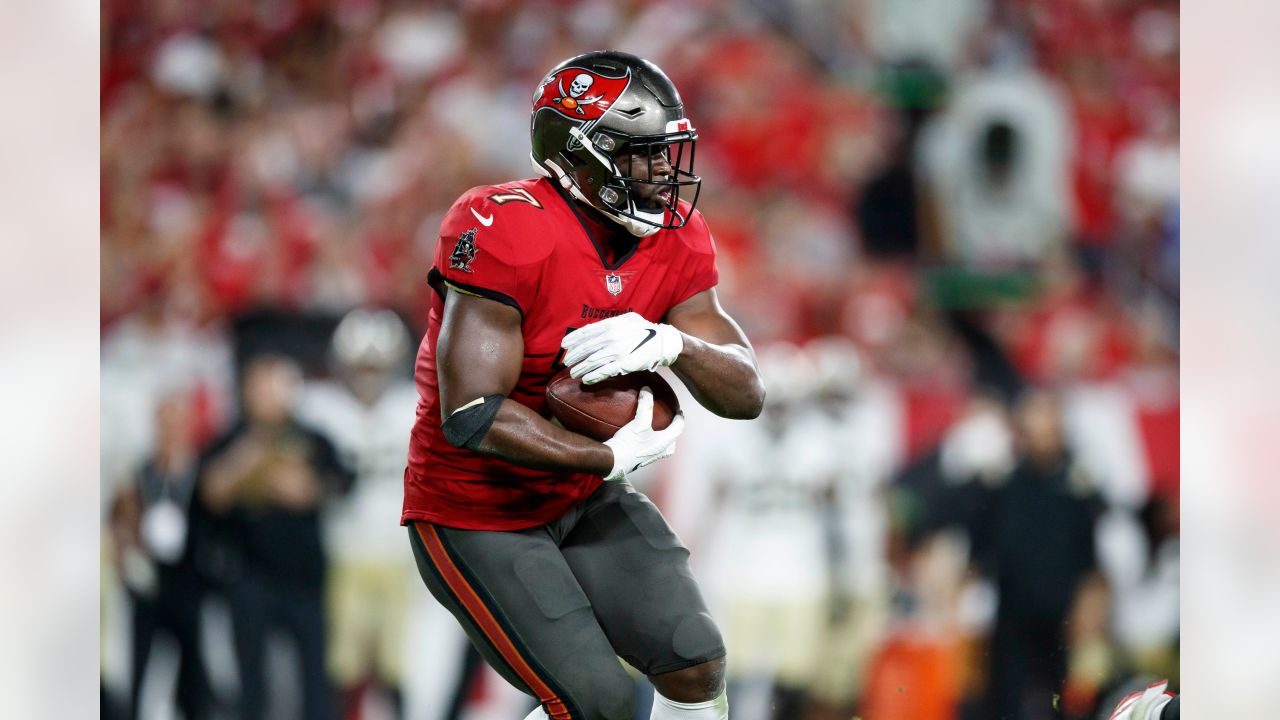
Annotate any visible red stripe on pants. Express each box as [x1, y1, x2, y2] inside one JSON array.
[[414, 523, 574, 719]]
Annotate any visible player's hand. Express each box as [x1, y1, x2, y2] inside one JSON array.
[[561, 312, 683, 385], [602, 387, 685, 481]]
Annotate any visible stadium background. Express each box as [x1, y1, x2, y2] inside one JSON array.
[[99, 0, 1179, 719]]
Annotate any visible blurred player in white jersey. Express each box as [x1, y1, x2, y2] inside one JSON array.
[[803, 336, 903, 718], [298, 309, 420, 719], [693, 344, 833, 720]]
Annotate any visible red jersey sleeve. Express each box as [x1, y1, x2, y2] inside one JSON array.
[[428, 188, 546, 316], [668, 209, 720, 309]]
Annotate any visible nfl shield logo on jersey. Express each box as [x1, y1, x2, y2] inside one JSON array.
[[605, 274, 623, 296]]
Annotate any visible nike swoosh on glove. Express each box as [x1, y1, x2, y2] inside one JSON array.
[[561, 312, 684, 385], [603, 387, 685, 481]]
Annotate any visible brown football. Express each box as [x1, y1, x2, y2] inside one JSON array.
[[545, 368, 680, 442]]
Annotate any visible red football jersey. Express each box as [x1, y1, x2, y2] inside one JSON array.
[[402, 178, 718, 530]]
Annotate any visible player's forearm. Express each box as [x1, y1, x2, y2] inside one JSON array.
[[471, 399, 616, 475], [670, 335, 764, 419]]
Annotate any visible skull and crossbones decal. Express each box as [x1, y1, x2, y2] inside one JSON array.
[[553, 73, 604, 115]]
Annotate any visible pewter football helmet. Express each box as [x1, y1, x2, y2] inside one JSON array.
[[530, 51, 701, 237]]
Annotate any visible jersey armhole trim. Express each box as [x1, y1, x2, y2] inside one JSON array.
[[427, 267, 525, 319]]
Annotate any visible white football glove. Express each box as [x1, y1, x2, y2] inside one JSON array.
[[603, 387, 685, 481], [562, 312, 684, 385], [1108, 681, 1175, 720]]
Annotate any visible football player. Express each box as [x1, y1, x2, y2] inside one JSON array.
[[697, 343, 833, 720], [401, 51, 764, 720], [297, 309, 420, 719]]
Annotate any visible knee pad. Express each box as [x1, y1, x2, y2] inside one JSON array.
[[669, 613, 725, 669]]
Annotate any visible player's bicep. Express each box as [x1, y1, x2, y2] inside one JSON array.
[[436, 287, 524, 419], [665, 288, 752, 350]]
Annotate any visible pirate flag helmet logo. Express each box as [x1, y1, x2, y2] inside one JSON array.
[[534, 66, 631, 123]]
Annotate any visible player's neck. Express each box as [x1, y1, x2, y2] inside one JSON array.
[[548, 180, 641, 264], [577, 204, 638, 264]]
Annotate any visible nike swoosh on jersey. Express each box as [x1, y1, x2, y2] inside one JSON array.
[[470, 207, 494, 226], [631, 329, 657, 353]]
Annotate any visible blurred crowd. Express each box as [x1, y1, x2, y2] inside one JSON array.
[[101, 0, 1179, 719]]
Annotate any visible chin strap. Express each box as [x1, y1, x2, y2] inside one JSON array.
[[531, 153, 662, 238], [607, 207, 663, 238]]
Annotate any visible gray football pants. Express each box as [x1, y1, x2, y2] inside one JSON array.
[[408, 481, 725, 720]]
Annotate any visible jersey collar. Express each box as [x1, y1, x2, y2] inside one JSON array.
[[545, 179, 643, 271]]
